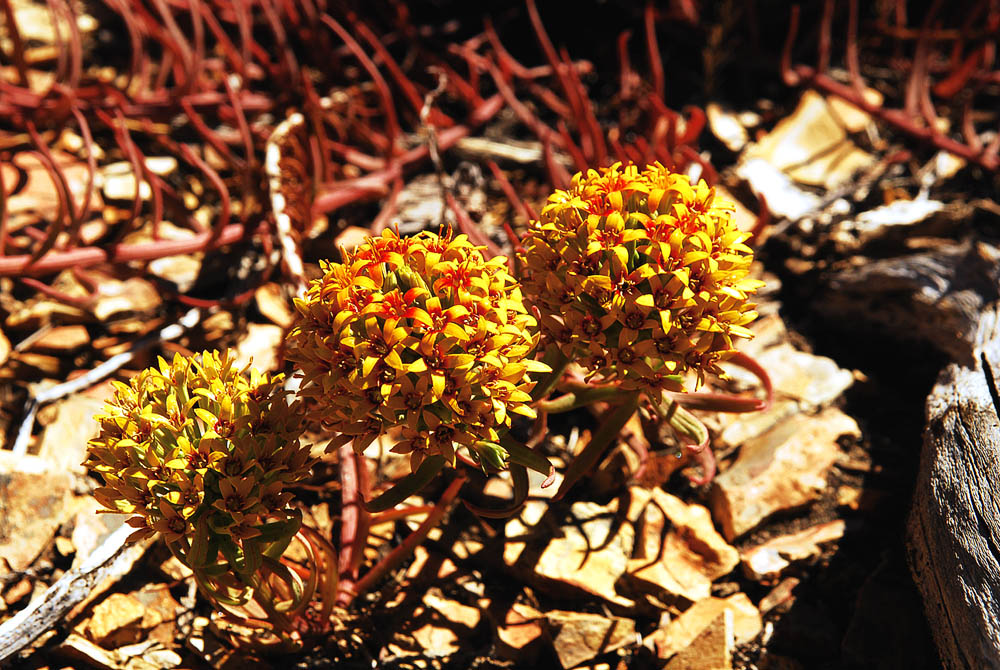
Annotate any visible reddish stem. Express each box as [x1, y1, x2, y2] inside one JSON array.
[[0, 224, 251, 277], [340, 475, 466, 606]]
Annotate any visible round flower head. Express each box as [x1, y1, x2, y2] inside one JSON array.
[[287, 227, 547, 472], [85, 350, 311, 547], [519, 162, 764, 392]]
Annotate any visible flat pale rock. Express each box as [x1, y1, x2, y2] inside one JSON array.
[[742, 520, 846, 582], [54, 633, 118, 670], [92, 277, 161, 321], [505, 500, 634, 608], [741, 89, 876, 191], [663, 611, 733, 670], [494, 599, 545, 659], [37, 394, 105, 474], [649, 593, 760, 661], [27, 325, 90, 353], [233, 323, 283, 373], [255, 283, 295, 328], [710, 408, 860, 540], [719, 344, 855, 449], [760, 577, 801, 614], [86, 592, 146, 644], [544, 609, 636, 669], [0, 453, 74, 571], [625, 487, 739, 604]]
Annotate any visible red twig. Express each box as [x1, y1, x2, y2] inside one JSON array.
[[487, 160, 536, 225], [645, 3, 665, 101], [322, 14, 401, 156], [342, 475, 466, 606], [0, 224, 251, 277]]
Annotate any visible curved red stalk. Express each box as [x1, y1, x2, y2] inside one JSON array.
[[0, 0, 30, 86], [617, 30, 635, 100], [260, 0, 299, 81], [544, 136, 571, 189], [18, 276, 94, 309], [445, 191, 502, 259], [487, 62, 561, 147], [24, 125, 74, 267], [557, 120, 590, 173], [68, 107, 97, 240], [196, 2, 247, 78], [355, 21, 453, 128], [371, 177, 404, 234], [564, 51, 607, 164], [781, 6, 802, 87], [341, 474, 466, 606], [321, 14, 401, 156], [487, 160, 536, 225], [337, 443, 369, 584], [178, 143, 231, 244], [525, 0, 580, 126], [181, 97, 237, 166], [644, 3, 665, 101], [678, 105, 706, 146], [527, 81, 573, 119], [150, 0, 195, 91], [0, 224, 250, 277], [817, 0, 834, 75], [0, 158, 7, 255]]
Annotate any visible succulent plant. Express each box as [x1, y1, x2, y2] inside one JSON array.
[[287, 227, 548, 475], [85, 350, 312, 576], [519, 161, 764, 394]]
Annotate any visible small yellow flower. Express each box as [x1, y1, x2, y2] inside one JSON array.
[[519, 162, 764, 392], [287, 227, 548, 471], [84, 350, 311, 547]]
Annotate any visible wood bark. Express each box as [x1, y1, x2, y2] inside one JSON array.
[[827, 240, 1000, 669], [909, 306, 1000, 669]]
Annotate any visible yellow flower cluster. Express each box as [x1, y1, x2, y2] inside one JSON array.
[[519, 162, 764, 392], [85, 351, 311, 545], [287, 228, 546, 471]]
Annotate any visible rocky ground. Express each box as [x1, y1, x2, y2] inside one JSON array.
[[2, 1, 998, 668]]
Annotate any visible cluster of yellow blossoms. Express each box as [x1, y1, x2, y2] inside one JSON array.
[[518, 162, 763, 391], [286, 228, 547, 471], [85, 351, 312, 546], [86, 162, 765, 555]]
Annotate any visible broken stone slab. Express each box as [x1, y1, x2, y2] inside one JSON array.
[[27, 325, 91, 354], [648, 593, 761, 661], [624, 487, 739, 605], [717, 343, 855, 449], [254, 283, 295, 329], [85, 592, 146, 645], [504, 499, 635, 608], [492, 598, 545, 662], [709, 408, 860, 541], [830, 197, 948, 252], [0, 451, 74, 571], [408, 590, 483, 661], [544, 609, 636, 669], [740, 89, 877, 191], [37, 394, 105, 475], [0, 523, 152, 664], [663, 611, 733, 670], [741, 520, 847, 582], [233, 323, 283, 373], [707, 104, 749, 153], [759, 577, 801, 615]]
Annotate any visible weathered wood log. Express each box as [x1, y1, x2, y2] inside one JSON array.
[[824, 240, 1000, 669], [908, 306, 1000, 669]]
